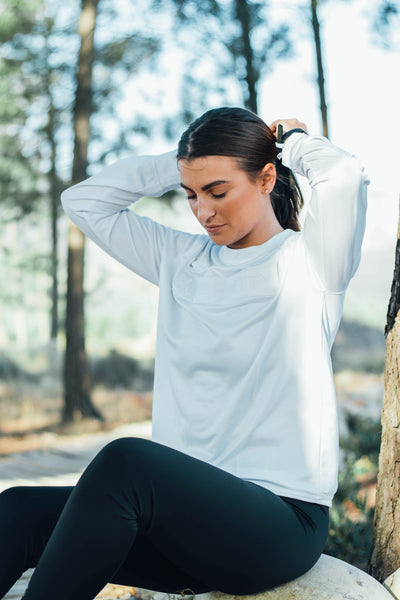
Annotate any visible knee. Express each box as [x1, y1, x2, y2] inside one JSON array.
[[84, 437, 152, 480], [103, 436, 150, 454], [74, 438, 154, 505], [99, 437, 151, 463]]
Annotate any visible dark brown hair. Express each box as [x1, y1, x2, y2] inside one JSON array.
[[177, 107, 303, 231]]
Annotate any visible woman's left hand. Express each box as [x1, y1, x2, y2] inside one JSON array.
[[269, 119, 308, 140]]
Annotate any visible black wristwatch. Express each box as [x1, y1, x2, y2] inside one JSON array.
[[276, 125, 308, 158], [276, 125, 308, 148]]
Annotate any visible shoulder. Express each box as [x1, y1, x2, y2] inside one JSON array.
[[162, 225, 210, 257]]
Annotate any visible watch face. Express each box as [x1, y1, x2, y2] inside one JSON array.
[[277, 123, 284, 144]]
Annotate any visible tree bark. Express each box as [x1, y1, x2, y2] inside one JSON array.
[[368, 197, 400, 580], [63, 0, 103, 422], [234, 0, 258, 114], [311, 0, 329, 138]]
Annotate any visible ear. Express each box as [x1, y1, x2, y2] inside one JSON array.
[[258, 163, 276, 194]]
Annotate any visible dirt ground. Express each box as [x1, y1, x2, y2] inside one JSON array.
[[0, 383, 153, 456]]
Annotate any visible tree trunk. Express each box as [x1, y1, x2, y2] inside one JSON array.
[[48, 99, 59, 341], [368, 197, 400, 580], [42, 23, 60, 342], [311, 0, 329, 138], [63, 0, 103, 422], [234, 0, 258, 114]]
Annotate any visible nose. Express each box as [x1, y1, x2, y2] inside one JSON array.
[[195, 196, 217, 223]]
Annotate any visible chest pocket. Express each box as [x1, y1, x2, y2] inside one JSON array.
[[172, 260, 281, 307]]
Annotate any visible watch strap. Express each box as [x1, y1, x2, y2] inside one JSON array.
[[282, 128, 308, 142]]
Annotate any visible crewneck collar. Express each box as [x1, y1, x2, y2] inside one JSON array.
[[216, 229, 294, 265]]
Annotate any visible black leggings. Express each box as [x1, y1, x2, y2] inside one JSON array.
[[0, 437, 329, 600]]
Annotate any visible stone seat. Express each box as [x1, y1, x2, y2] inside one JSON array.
[[139, 554, 395, 600]]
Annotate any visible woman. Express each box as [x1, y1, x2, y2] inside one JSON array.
[[0, 107, 368, 600]]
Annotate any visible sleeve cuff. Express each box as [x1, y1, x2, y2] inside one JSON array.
[[281, 132, 315, 169], [155, 149, 181, 193]]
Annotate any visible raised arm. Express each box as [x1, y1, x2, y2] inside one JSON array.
[[61, 150, 181, 285], [272, 123, 369, 293]]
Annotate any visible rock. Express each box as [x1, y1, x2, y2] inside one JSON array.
[[384, 566, 400, 599], [137, 554, 393, 600]]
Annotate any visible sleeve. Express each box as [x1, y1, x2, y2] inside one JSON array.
[[282, 132, 369, 294], [60, 150, 181, 285]]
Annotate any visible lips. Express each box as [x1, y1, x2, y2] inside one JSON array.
[[205, 224, 225, 232]]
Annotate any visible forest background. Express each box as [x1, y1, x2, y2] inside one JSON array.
[[0, 0, 400, 573]]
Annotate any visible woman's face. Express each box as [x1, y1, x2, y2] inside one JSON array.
[[178, 155, 280, 249]]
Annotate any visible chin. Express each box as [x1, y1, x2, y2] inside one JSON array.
[[210, 238, 227, 246]]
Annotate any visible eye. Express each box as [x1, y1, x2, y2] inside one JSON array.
[[211, 192, 226, 199], [187, 194, 196, 201]]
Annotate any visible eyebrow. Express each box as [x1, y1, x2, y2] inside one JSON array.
[[180, 180, 230, 193]]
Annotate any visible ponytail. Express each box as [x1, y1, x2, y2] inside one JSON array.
[[271, 159, 304, 232]]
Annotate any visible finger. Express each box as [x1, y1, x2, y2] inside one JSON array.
[[270, 119, 308, 135]]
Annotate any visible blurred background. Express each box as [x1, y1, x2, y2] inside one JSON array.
[[0, 0, 399, 572]]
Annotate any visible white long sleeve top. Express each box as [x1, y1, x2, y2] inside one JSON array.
[[61, 133, 369, 506]]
